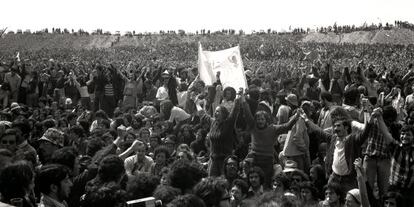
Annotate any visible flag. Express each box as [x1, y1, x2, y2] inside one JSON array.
[[198, 43, 247, 90]]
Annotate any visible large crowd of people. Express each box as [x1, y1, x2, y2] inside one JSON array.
[[0, 35, 413, 207]]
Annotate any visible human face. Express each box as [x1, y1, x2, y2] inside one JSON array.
[[219, 189, 231, 207], [325, 189, 339, 204], [224, 90, 232, 100], [196, 131, 203, 141], [214, 107, 225, 121], [38, 141, 58, 163], [177, 151, 188, 160], [0, 135, 17, 152], [345, 193, 360, 207], [230, 185, 244, 203], [301, 188, 313, 202], [256, 114, 267, 129], [58, 175, 73, 201], [291, 175, 302, 185], [272, 180, 285, 193], [225, 159, 238, 177], [333, 121, 348, 138], [249, 172, 261, 188], [136, 145, 146, 161], [384, 198, 397, 207], [155, 152, 166, 164], [400, 130, 413, 145]]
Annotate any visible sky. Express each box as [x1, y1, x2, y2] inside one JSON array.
[[1, 0, 414, 34]]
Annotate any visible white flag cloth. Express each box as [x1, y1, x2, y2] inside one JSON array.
[[198, 43, 247, 90]]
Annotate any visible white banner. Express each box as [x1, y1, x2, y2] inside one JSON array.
[[198, 43, 247, 90]]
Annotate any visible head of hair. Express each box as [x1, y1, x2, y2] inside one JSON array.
[[168, 194, 206, 207], [193, 177, 228, 207], [320, 91, 333, 102], [383, 105, 398, 124], [299, 181, 319, 200], [36, 164, 71, 195], [97, 155, 125, 183], [86, 137, 106, 157], [154, 145, 171, 160], [256, 192, 299, 207], [95, 110, 109, 120], [81, 182, 126, 207], [0, 160, 34, 201], [232, 179, 249, 196], [254, 110, 272, 125], [126, 173, 160, 200], [343, 87, 359, 106], [50, 146, 78, 172], [324, 182, 345, 204], [153, 185, 181, 205], [383, 190, 403, 207], [248, 166, 265, 185], [223, 87, 236, 101], [168, 159, 206, 193], [272, 173, 291, 191]]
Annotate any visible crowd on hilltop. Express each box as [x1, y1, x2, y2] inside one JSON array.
[[0, 39, 414, 207]]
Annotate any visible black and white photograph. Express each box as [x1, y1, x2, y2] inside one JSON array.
[[0, 0, 414, 206]]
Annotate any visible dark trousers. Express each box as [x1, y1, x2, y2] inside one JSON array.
[[328, 172, 357, 193], [208, 156, 225, 177], [251, 153, 274, 190]]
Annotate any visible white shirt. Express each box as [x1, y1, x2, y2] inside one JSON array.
[[169, 106, 191, 123], [332, 140, 349, 176], [156, 86, 169, 101]]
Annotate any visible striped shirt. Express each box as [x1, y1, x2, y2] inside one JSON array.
[[104, 84, 114, 96], [364, 122, 390, 158], [389, 143, 414, 188]]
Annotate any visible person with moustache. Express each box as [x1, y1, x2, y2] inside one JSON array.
[[303, 107, 374, 193]]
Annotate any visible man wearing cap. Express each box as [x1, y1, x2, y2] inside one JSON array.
[[38, 128, 64, 165], [4, 66, 21, 103]]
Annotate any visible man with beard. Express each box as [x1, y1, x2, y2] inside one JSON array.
[[37, 164, 73, 207], [243, 93, 300, 189]]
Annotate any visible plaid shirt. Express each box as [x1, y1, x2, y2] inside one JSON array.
[[364, 122, 390, 158], [389, 143, 414, 188]]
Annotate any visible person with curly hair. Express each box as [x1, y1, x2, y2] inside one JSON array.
[[168, 159, 206, 194], [150, 146, 170, 177], [126, 173, 159, 201], [80, 182, 126, 207], [193, 177, 230, 207]]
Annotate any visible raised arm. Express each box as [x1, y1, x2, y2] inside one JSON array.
[[374, 108, 396, 144], [354, 158, 371, 207], [274, 110, 301, 135]]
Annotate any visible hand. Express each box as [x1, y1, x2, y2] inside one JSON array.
[[113, 136, 123, 147], [371, 107, 382, 118], [354, 157, 363, 176], [131, 140, 144, 151]]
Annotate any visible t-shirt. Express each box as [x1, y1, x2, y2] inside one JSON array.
[[156, 86, 169, 101]]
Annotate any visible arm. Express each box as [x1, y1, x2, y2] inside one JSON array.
[[303, 116, 333, 143], [242, 96, 255, 130], [376, 111, 396, 144], [227, 97, 241, 124], [119, 140, 143, 161], [274, 111, 300, 134], [354, 158, 371, 207]]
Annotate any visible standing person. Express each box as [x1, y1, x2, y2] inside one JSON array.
[[88, 66, 106, 113], [4, 65, 21, 103], [197, 91, 242, 177], [243, 92, 300, 189], [303, 107, 373, 193], [373, 109, 414, 207]]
